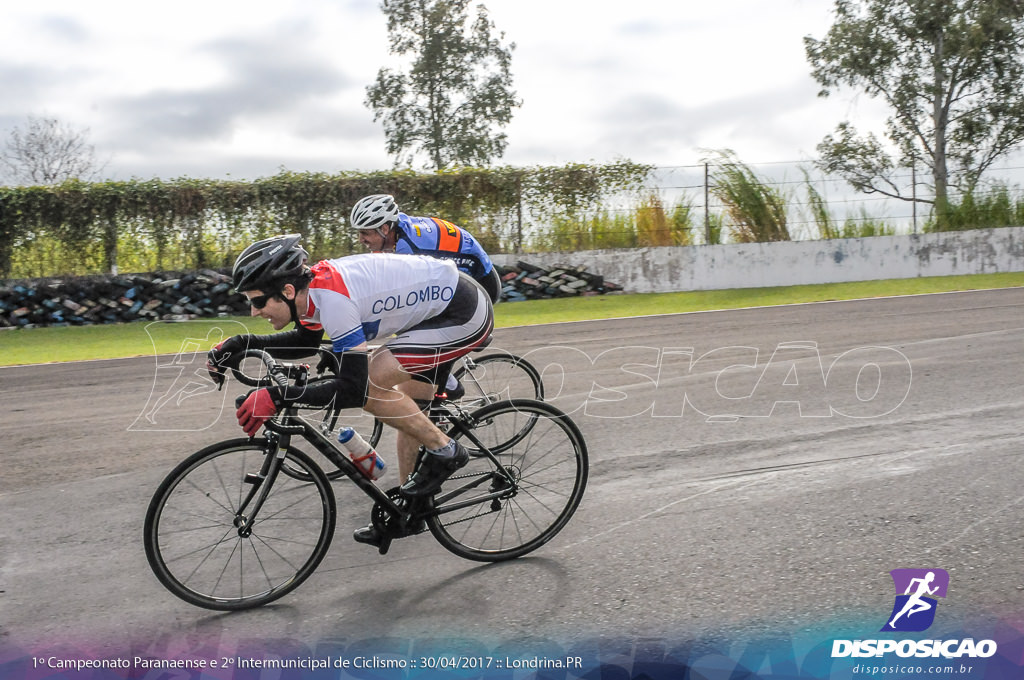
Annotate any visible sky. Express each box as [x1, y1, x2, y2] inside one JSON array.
[[0, 0, 893, 182]]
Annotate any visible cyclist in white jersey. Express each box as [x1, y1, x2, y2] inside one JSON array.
[[206, 235, 494, 548], [305, 254, 463, 351]]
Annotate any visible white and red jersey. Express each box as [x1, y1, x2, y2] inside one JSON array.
[[300, 253, 460, 352]]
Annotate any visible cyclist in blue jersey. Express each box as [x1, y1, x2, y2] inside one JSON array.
[[349, 194, 502, 304], [349, 194, 502, 401]]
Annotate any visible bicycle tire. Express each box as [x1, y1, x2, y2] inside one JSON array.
[[427, 399, 587, 562], [452, 352, 545, 407], [280, 416, 383, 482], [451, 355, 545, 455], [144, 438, 336, 610], [362, 352, 544, 451]]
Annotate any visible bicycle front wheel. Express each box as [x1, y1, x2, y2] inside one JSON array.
[[144, 438, 336, 610], [428, 399, 587, 562], [453, 353, 544, 408]]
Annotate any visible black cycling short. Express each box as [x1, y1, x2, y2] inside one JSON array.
[[386, 272, 494, 386]]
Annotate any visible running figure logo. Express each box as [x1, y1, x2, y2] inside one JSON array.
[[881, 568, 950, 632]]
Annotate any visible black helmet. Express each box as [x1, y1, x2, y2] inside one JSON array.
[[232, 233, 309, 292]]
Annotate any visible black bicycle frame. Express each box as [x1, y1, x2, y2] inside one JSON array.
[[233, 430, 291, 536], [244, 400, 520, 529], [272, 409, 404, 512], [428, 411, 518, 515]]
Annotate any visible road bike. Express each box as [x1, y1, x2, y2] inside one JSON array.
[[285, 343, 545, 481], [143, 349, 587, 611]]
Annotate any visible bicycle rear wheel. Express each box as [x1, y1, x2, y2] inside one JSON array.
[[453, 353, 544, 408], [144, 438, 336, 610], [362, 352, 545, 450], [427, 399, 587, 562]]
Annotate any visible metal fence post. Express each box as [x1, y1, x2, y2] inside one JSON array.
[[516, 171, 523, 253], [704, 162, 710, 244], [911, 163, 918, 234]]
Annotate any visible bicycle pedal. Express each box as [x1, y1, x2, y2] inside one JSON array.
[[244, 473, 263, 485], [377, 537, 392, 555]]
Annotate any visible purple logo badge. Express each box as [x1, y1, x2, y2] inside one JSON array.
[[881, 569, 949, 632]]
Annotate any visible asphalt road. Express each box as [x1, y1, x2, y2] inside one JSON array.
[[1, 288, 1022, 662]]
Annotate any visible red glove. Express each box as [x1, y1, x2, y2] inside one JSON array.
[[236, 389, 279, 437]]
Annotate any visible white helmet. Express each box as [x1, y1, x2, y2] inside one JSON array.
[[350, 194, 399, 230]]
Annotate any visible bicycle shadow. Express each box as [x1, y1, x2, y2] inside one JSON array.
[[353, 554, 577, 639], [190, 555, 573, 637]]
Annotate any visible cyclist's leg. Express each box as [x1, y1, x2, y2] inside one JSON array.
[[354, 351, 452, 547], [365, 348, 449, 480], [383, 274, 494, 496]]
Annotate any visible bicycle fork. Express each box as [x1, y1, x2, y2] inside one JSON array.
[[234, 431, 292, 537]]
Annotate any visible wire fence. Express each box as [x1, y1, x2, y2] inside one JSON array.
[[7, 155, 1024, 278], [552, 156, 1024, 250]]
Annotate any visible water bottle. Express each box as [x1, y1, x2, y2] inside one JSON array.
[[337, 427, 387, 481]]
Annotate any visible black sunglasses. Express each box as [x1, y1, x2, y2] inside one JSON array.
[[247, 293, 274, 309]]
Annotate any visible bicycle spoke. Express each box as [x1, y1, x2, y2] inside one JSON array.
[[165, 527, 237, 569], [249, 535, 298, 589], [209, 536, 242, 596], [429, 399, 587, 561], [182, 474, 236, 517], [145, 440, 335, 610]]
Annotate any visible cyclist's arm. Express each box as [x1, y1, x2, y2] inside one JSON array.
[[224, 323, 324, 361], [272, 290, 371, 409], [272, 349, 369, 410]]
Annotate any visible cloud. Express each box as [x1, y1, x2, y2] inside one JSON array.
[[597, 94, 697, 158], [0, 0, 866, 180], [35, 15, 89, 43], [0, 65, 64, 117], [101, 24, 358, 151]]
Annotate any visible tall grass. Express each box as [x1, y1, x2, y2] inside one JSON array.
[[704, 212, 725, 245], [925, 184, 1024, 232], [840, 211, 896, 238], [708, 151, 790, 242], [801, 171, 896, 240], [636, 193, 695, 246], [526, 193, 695, 252], [804, 168, 838, 239]]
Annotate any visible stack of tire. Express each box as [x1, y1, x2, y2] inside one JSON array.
[[497, 261, 623, 302], [0, 260, 626, 328], [0, 270, 250, 329]]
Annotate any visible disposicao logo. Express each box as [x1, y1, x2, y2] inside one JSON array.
[[881, 568, 949, 632], [831, 568, 998, 659]]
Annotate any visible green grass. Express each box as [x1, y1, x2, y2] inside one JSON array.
[[1, 272, 1022, 367]]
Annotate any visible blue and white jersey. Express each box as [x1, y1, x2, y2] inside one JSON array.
[[393, 213, 494, 281]]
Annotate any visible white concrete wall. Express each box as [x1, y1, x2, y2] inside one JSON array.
[[492, 226, 1024, 293]]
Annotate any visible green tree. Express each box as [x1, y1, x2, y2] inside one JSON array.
[[805, 0, 1024, 228], [365, 0, 520, 171]]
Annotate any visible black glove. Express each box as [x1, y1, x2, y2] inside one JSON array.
[[315, 349, 341, 376], [206, 335, 248, 386]]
